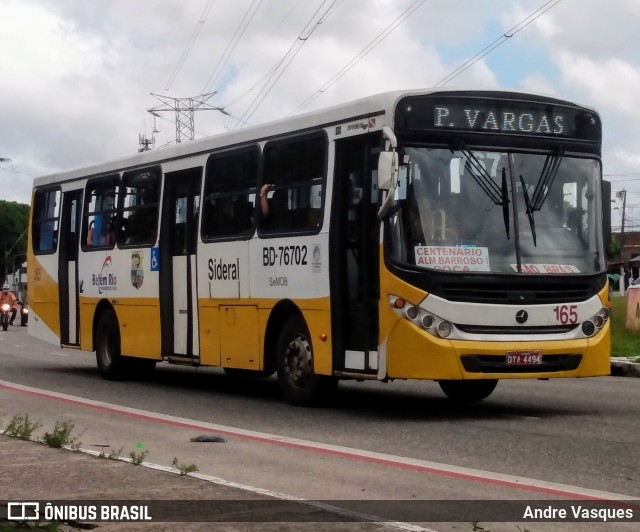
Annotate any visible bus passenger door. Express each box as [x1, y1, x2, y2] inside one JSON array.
[[330, 136, 380, 375], [160, 169, 202, 360], [58, 189, 82, 346]]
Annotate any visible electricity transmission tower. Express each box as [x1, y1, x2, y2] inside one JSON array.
[[146, 92, 228, 144]]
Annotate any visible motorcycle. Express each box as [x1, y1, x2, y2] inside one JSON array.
[[19, 303, 28, 326], [1, 303, 11, 331]]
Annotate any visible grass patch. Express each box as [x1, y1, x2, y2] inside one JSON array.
[[610, 296, 640, 357], [172, 457, 199, 476], [3, 413, 42, 440], [129, 449, 149, 465], [42, 420, 83, 450]]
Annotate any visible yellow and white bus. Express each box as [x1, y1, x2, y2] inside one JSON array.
[[28, 88, 610, 405]]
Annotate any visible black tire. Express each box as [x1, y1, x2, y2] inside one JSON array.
[[2, 323, 7, 332], [95, 310, 157, 380], [276, 315, 338, 406], [95, 309, 126, 380], [128, 357, 157, 379], [224, 367, 275, 379], [438, 379, 498, 402]]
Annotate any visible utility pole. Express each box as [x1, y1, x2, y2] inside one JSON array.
[[618, 189, 627, 296], [147, 92, 229, 144], [138, 134, 155, 152]]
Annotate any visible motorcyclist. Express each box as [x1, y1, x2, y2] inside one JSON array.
[[0, 284, 18, 325]]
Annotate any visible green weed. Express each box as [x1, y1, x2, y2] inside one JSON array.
[[3, 413, 42, 440], [98, 446, 123, 460], [172, 456, 199, 475], [42, 420, 83, 449], [129, 449, 149, 465]]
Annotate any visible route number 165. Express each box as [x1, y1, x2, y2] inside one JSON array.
[[553, 304, 578, 325]]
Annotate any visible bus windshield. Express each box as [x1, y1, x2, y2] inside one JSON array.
[[387, 146, 604, 275]]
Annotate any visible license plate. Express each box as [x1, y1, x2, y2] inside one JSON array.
[[506, 351, 543, 365]]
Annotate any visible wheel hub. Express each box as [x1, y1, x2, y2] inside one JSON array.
[[284, 334, 312, 386]]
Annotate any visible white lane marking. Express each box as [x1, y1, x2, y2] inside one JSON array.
[[0, 379, 636, 502], [77, 447, 433, 532]]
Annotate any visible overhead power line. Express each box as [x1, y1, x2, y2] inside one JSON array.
[[288, 0, 426, 117], [435, 0, 563, 87], [233, 0, 343, 129], [201, 0, 265, 96], [164, 0, 219, 92]]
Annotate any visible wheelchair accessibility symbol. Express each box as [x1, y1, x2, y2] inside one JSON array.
[[151, 247, 160, 272]]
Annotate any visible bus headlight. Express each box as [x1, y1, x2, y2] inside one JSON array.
[[436, 320, 453, 338], [390, 296, 455, 339], [405, 305, 419, 320], [421, 314, 434, 329], [581, 320, 596, 337], [581, 306, 610, 337]]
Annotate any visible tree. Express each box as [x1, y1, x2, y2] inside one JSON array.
[[606, 235, 621, 263], [0, 199, 30, 281]]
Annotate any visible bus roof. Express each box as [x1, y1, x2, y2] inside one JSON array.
[[33, 87, 598, 187]]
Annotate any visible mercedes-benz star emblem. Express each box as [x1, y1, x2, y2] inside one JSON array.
[[515, 310, 528, 324]]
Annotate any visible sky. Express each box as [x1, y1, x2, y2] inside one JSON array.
[[1, 0, 639, 231]]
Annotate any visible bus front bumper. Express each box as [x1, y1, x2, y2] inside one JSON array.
[[384, 319, 610, 380]]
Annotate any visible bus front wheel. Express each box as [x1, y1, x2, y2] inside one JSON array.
[[276, 315, 338, 406], [96, 309, 126, 380], [438, 379, 498, 402]]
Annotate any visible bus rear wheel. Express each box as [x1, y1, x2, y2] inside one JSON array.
[[96, 310, 156, 380], [276, 315, 337, 406], [438, 379, 498, 402], [96, 309, 126, 380]]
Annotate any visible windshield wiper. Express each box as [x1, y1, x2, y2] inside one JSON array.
[[519, 174, 536, 246], [518, 149, 564, 247], [501, 167, 510, 239], [531, 149, 564, 211], [453, 142, 504, 205], [454, 142, 511, 238]]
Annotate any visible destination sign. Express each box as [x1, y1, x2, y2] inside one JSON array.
[[434, 104, 565, 135], [395, 95, 601, 141]]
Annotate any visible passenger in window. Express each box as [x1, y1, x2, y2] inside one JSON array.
[[259, 183, 273, 218], [260, 183, 288, 231], [86, 220, 95, 246], [89, 215, 116, 246]]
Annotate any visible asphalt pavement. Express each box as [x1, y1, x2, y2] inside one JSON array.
[[0, 433, 400, 531], [0, 357, 638, 531]]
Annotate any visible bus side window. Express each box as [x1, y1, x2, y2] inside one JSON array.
[[202, 146, 258, 240], [83, 176, 119, 250], [119, 167, 161, 246], [32, 188, 61, 254], [260, 133, 326, 235]]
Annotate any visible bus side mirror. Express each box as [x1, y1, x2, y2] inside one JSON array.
[[377, 151, 399, 218]]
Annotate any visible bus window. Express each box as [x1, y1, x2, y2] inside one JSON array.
[[32, 188, 61, 253], [118, 167, 161, 246], [202, 146, 258, 240], [259, 132, 327, 235], [83, 176, 119, 249]]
